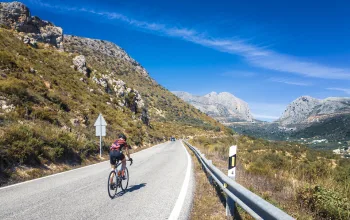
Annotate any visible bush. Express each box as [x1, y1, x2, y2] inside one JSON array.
[[298, 186, 350, 219], [0, 123, 97, 168], [0, 79, 28, 99]]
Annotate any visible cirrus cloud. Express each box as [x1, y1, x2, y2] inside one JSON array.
[[31, 0, 350, 80]]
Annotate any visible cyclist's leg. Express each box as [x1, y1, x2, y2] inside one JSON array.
[[110, 164, 116, 183], [110, 151, 117, 183], [121, 154, 126, 176]]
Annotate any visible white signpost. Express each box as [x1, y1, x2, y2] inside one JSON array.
[[94, 113, 107, 157], [226, 145, 237, 216]]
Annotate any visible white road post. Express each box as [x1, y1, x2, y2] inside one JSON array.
[[94, 113, 107, 158], [226, 145, 237, 217]]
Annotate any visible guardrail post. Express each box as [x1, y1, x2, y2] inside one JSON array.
[[226, 145, 237, 217], [207, 160, 214, 185]]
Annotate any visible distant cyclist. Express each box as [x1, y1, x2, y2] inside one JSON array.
[[109, 134, 132, 187]]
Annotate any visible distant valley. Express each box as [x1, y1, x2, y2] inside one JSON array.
[[174, 91, 350, 149]]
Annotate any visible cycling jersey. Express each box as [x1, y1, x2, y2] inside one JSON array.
[[109, 138, 127, 165]]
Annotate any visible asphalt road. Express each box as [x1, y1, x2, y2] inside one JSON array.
[[0, 140, 194, 220]]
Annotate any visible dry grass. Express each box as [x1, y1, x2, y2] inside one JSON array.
[[189, 136, 343, 219], [188, 147, 227, 220], [188, 143, 257, 220]]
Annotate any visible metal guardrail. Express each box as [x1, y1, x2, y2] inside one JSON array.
[[183, 140, 295, 220]]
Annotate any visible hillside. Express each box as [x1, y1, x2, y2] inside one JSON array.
[[173, 91, 253, 123], [0, 1, 226, 185]]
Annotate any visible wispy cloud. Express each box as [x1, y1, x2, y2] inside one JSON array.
[[221, 71, 257, 78], [269, 77, 312, 86], [327, 87, 350, 94], [32, 0, 350, 80]]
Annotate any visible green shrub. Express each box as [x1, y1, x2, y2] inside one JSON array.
[[298, 186, 350, 219], [0, 79, 28, 98], [247, 158, 271, 176]]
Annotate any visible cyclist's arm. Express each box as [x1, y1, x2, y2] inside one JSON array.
[[125, 144, 131, 159]]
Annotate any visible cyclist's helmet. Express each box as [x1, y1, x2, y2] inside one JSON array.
[[118, 133, 127, 141]]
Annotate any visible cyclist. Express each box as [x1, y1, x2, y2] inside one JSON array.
[[109, 134, 132, 187]]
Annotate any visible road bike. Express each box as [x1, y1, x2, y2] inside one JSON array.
[[107, 159, 132, 198]]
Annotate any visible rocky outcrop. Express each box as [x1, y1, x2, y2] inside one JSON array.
[[279, 96, 350, 125], [173, 91, 253, 123], [0, 96, 15, 114], [72, 55, 89, 76], [0, 2, 29, 29], [0, 2, 64, 49], [111, 79, 145, 111], [64, 35, 149, 78], [92, 75, 149, 125], [22, 35, 37, 47]]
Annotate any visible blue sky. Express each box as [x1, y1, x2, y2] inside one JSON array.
[[9, 0, 350, 121]]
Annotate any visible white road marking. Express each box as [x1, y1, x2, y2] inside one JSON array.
[[168, 140, 192, 220], [0, 142, 166, 190]]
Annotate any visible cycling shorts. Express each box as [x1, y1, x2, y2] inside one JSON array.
[[109, 150, 125, 165]]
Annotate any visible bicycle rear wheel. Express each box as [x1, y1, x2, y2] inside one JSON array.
[[107, 170, 118, 198], [121, 167, 129, 191]]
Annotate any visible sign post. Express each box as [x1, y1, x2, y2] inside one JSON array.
[[94, 113, 107, 157], [226, 145, 237, 217]]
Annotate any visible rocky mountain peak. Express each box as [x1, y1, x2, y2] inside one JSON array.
[[173, 91, 253, 123], [0, 2, 29, 28], [279, 95, 350, 125], [205, 91, 218, 97], [0, 1, 64, 50]]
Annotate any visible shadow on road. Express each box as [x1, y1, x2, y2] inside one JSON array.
[[115, 183, 147, 197]]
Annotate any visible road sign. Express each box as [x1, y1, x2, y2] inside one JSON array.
[[94, 113, 107, 137], [95, 125, 106, 136], [94, 114, 107, 126], [94, 114, 107, 157]]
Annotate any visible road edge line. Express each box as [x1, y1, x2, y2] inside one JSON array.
[[168, 140, 193, 220], [0, 142, 166, 190]]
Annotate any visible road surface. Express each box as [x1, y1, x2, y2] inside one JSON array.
[[0, 140, 194, 220]]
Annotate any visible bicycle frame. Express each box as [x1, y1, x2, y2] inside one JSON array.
[[114, 159, 132, 172]]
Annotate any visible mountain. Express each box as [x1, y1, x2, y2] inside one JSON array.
[[0, 1, 228, 184], [278, 96, 350, 126], [231, 95, 350, 146], [173, 91, 253, 123]]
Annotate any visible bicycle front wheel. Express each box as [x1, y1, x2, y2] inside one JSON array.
[[121, 167, 129, 191], [107, 170, 118, 198]]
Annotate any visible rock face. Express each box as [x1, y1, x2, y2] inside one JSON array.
[[92, 76, 149, 125], [0, 2, 64, 49], [173, 91, 253, 123], [279, 96, 350, 125], [0, 2, 29, 29], [64, 35, 149, 78]]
